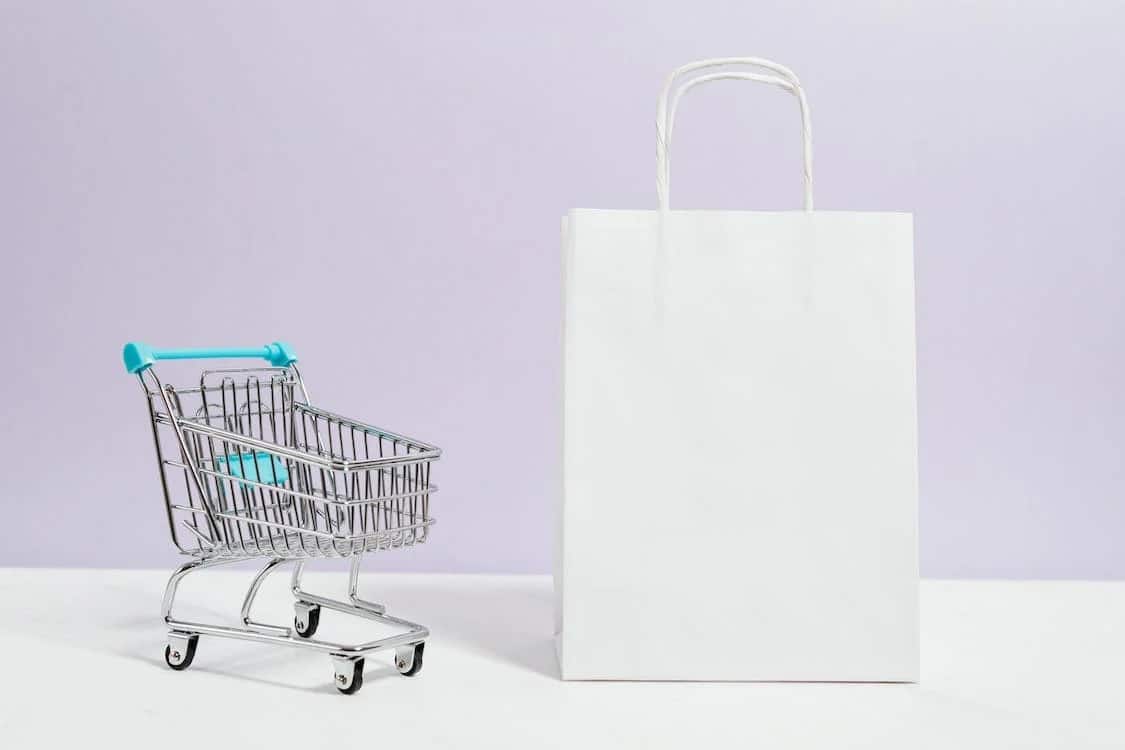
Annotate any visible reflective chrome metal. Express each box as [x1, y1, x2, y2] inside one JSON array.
[[293, 600, 317, 632], [134, 360, 440, 688], [395, 644, 417, 672], [241, 558, 292, 635], [347, 555, 386, 615], [166, 632, 194, 666], [332, 655, 362, 691]]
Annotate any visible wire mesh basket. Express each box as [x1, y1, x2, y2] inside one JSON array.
[[149, 366, 438, 559]]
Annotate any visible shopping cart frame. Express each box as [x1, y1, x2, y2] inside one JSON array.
[[125, 342, 440, 694]]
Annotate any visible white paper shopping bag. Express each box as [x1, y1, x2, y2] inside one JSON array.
[[556, 58, 919, 681]]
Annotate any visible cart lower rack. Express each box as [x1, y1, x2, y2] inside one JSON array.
[[125, 342, 441, 694]]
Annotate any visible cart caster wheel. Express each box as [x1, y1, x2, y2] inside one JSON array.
[[164, 634, 198, 671], [333, 657, 364, 695], [294, 603, 320, 638], [395, 642, 424, 677]]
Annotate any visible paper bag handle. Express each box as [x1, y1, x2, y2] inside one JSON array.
[[656, 58, 814, 212]]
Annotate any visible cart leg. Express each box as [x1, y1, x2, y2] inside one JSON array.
[[240, 558, 292, 635], [289, 557, 429, 665], [290, 558, 386, 617], [347, 555, 387, 615], [162, 557, 241, 623], [161, 557, 240, 671]]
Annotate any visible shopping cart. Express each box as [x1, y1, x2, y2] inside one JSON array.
[[124, 341, 440, 694]]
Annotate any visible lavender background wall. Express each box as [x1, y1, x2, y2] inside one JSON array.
[[1, 1, 1122, 576]]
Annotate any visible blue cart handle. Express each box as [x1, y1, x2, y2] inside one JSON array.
[[123, 342, 297, 374]]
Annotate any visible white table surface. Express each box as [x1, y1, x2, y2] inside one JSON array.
[[0, 568, 1122, 748]]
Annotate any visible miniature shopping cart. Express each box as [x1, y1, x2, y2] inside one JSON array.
[[124, 341, 440, 694]]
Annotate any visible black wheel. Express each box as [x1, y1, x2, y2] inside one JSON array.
[[294, 604, 321, 638], [335, 658, 365, 695], [164, 635, 198, 671], [397, 642, 424, 677]]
